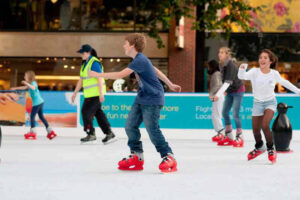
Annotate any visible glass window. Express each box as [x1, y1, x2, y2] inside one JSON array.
[[0, 57, 168, 91], [0, 0, 166, 32], [205, 33, 300, 93]]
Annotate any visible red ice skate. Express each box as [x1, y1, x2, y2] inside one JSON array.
[[212, 133, 224, 142], [268, 149, 277, 164], [47, 131, 57, 140], [24, 132, 36, 140], [217, 136, 233, 146], [248, 148, 266, 161], [118, 154, 144, 171], [233, 137, 244, 148], [159, 155, 177, 173]]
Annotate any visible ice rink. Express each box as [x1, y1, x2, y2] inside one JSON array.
[[1, 126, 300, 200]]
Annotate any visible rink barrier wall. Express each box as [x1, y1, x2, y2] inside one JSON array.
[[75, 92, 300, 130], [11, 91, 299, 130]]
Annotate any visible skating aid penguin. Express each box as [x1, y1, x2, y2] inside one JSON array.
[[272, 102, 293, 152]]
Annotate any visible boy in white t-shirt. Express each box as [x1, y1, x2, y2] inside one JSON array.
[[238, 49, 300, 164]]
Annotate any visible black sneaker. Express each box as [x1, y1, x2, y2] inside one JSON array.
[[80, 135, 96, 142], [102, 132, 116, 144]]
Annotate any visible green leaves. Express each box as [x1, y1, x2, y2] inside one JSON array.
[[140, 0, 264, 48]]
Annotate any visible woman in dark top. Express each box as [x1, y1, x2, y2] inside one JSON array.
[[213, 47, 245, 147]]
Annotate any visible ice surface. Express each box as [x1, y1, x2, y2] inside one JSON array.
[[0, 127, 300, 200]]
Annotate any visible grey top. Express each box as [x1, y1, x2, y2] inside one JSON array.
[[209, 71, 222, 97], [220, 58, 243, 93]]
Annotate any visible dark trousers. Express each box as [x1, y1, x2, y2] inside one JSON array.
[[31, 103, 49, 128], [81, 96, 112, 135]]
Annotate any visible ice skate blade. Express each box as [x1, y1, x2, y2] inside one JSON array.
[[102, 138, 118, 145], [217, 143, 233, 146], [248, 150, 266, 161], [80, 140, 97, 145], [160, 167, 178, 173], [118, 166, 144, 171], [269, 160, 276, 164], [25, 137, 36, 140], [233, 144, 244, 148]]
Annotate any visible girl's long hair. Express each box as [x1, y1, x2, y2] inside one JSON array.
[[91, 48, 98, 58], [207, 59, 220, 75], [260, 49, 278, 69]]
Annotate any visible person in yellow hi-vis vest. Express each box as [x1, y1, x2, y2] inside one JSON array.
[[71, 44, 115, 144]]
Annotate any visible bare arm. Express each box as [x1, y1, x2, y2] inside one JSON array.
[[21, 81, 36, 90], [74, 79, 83, 94], [11, 86, 28, 90], [89, 68, 133, 80], [97, 77, 105, 102], [154, 67, 172, 87], [154, 67, 181, 92], [71, 79, 82, 103]]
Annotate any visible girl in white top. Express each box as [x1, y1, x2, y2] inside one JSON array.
[[238, 49, 300, 164]]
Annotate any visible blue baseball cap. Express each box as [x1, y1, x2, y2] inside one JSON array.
[[77, 44, 92, 53]]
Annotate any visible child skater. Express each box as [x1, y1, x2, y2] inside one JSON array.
[[11, 71, 57, 140], [88, 33, 181, 173], [213, 47, 245, 147], [208, 60, 225, 142], [238, 49, 300, 164]]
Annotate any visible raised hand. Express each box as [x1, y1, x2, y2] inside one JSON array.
[[239, 63, 248, 70]]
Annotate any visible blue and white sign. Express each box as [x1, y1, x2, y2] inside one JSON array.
[[79, 93, 300, 130]]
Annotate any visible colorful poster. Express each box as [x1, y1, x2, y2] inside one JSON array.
[[25, 91, 77, 127], [0, 90, 26, 126], [249, 0, 300, 32]]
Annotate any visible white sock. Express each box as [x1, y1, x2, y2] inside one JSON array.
[[225, 132, 234, 140], [46, 127, 53, 134], [132, 152, 144, 160], [30, 128, 36, 133]]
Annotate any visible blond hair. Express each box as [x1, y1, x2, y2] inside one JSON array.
[[219, 46, 231, 57], [125, 33, 146, 52], [219, 46, 232, 65], [25, 70, 36, 83]]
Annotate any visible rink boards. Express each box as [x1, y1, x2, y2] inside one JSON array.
[[77, 93, 300, 130], [8, 91, 300, 130]]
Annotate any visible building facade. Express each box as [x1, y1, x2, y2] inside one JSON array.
[[0, 0, 299, 92]]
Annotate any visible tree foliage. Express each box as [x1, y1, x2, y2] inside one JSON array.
[[140, 0, 263, 48]]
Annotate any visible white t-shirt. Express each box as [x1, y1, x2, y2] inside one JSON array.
[[238, 67, 300, 102]]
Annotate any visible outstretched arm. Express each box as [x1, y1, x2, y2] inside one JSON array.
[[21, 81, 36, 90], [89, 68, 133, 80], [11, 86, 28, 90], [154, 67, 181, 92], [275, 71, 300, 94]]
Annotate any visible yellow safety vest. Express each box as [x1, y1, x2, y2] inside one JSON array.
[[80, 56, 106, 98]]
